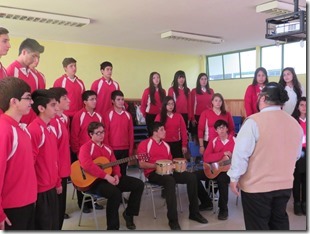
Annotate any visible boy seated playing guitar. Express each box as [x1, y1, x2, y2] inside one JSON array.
[[73, 121, 145, 230], [194, 119, 235, 221]]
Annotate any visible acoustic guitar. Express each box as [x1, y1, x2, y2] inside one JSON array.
[[203, 155, 231, 179], [71, 153, 149, 191]]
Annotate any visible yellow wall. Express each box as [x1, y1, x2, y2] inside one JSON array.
[[2, 37, 201, 99], [2, 37, 306, 99]]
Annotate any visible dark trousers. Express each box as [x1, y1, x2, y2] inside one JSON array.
[[89, 175, 144, 230], [194, 170, 228, 209], [167, 140, 184, 159], [241, 189, 291, 230], [293, 170, 306, 203], [58, 177, 68, 230], [145, 113, 157, 137], [114, 149, 129, 176], [148, 170, 199, 223], [35, 188, 59, 230], [4, 203, 35, 230], [181, 113, 189, 129], [293, 148, 306, 203], [189, 115, 200, 141]]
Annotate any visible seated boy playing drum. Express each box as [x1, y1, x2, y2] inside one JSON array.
[[137, 122, 208, 230]]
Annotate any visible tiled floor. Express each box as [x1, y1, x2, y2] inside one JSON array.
[[62, 166, 307, 231]]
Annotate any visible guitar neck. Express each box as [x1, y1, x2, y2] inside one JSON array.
[[219, 159, 231, 167], [99, 155, 137, 169]]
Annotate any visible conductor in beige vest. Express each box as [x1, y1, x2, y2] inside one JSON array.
[[227, 82, 303, 230]]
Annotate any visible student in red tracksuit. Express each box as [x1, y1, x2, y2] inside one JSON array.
[[0, 78, 37, 230], [138, 122, 208, 230], [155, 96, 188, 159], [49, 87, 71, 229], [70, 90, 103, 213], [6, 38, 45, 125], [198, 93, 235, 155], [27, 89, 62, 230], [168, 70, 192, 128], [53, 57, 85, 119], [103, 90, 134, 176], [140, 71, 166, 136], [195, 120, 235, 220], [78, 122, 144, 230], [190, 73, 214, 141], [291, 96, 307, 216], [0, 27, 10, 80], [91, 61, 121, 117], [244, 67, 269, 117]]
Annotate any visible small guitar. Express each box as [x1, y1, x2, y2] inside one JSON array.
[[203, 155, 231, 179], [71, 153, 149, 191]]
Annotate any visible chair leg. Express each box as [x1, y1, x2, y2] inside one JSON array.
[[78, 194, 86, 226], [72, 187, 76, 200], [176, 185, 183, 213], [149, 186, 157, 219], [91, 196, 99, 230]]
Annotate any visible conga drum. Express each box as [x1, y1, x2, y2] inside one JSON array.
[[173, 158, 187, 173], [155, 159, 173, 175]]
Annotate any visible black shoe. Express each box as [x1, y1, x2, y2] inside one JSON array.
[[301, 202, 306, 215], [294, 202, 303, 216], [189, 212, 208, 224], [64, 213, 70, 219], [218, 209, 228, 220], [82, 206, 91, 213], [168, 221, 181, 230], [199, 202, 213, 211], [123, 210, 136, 230], [94, 203, 104, 210]]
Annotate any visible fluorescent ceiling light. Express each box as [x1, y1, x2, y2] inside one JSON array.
[[161, 30, 224, 44], [256, 0, 306, 16], [0, 6, 90, 27]]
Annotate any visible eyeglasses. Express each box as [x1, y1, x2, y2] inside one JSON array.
[[20, 97, 32, 101], [93, 130, 104, 136]]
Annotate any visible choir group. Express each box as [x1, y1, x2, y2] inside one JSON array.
[[0, 27, 306, 231]]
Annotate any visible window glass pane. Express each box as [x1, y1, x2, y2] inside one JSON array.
[[261, 45, 282, 76], [240, 50, 256, 78], [223, 53, 240, 79], [208, 56, 223, 80], [283, 41, 306, 74]]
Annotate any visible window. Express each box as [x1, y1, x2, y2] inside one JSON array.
[[283, 41, 306, 74], [240, 50, 256, 78], [261, 45, 282, 77], [207, 49, 256, 80], [223, 53, 240, 79], [208, 55, 223, 80]]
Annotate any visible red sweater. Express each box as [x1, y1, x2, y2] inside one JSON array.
[[244, 84, 262, 117], [0, 114, 37, 222], [79, 140, 121, 179], [168, 87, 192, 119], [0, 62, 7, 80], [140, 88, 166, 116], [6, 60, 45, 92], [190, 88, 214, 118], [198, 109, 235, 142], [28, 117, 61, 193], [103, 109, 134, 155], [203, 135, 235, 163], [137, 138, 172, 177], [91, 77, 120, 117], [155, 113, 188, 147], [50, 115, 71, 178], [53, 75, 85, 117], [70, 108, 102, 154]]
